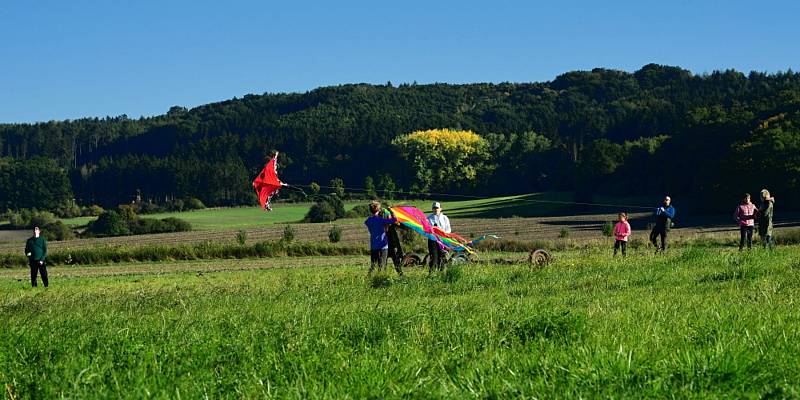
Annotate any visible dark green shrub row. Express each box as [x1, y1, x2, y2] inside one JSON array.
[[131, 197, 205, 214], [0, 241, 367, 268], [85, 211, 192, 237], [0, 209, 75, 241]]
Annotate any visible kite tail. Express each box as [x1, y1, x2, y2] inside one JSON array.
[[467, 234, 501, 247]]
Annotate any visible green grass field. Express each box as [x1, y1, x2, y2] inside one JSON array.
[[59, 204, 315, 230], [2, 245, 799, 398], [59, 192, 581, 230]]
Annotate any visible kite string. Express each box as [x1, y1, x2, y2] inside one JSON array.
[[297, 184, 654, 211], [282, 184, 307, 197]]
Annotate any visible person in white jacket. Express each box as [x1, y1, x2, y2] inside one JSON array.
[[427, 202, 451, 272]]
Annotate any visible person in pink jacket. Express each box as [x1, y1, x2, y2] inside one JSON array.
[[613, 212, 631, 257], [733, 193, 758, 251]]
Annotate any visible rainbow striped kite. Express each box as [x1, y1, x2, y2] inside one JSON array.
[[389, 206, 476, 254]]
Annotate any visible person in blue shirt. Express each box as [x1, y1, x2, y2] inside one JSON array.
[[364, 201, 397, 274], [649, 195, 676, 253]]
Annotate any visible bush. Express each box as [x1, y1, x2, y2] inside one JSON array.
[[282, 225, 295, 243], [42, 221, 75, 241], [135, 202, 162, 215], [128, 217, 191, 235], [328, 225, 342, 243], [0, 241, 369, 268], [601, 221, 614, 237], [8, 210, 32, 228], [168, 198, 185, 212], [130, 218, 165, 235], [345, 204, 371, 219], [559, 228, 571, 238], [30, 211, 57, 228], [88, 211, 131, 237], [305, 202, 337, 223], [184, 197, 206, 210], [0, 209, 11, 223], [7, 209, 58, 229], [55, 202, 81, 218], [236, 230, 248, 246], [87, 210, 191, 237], [82, 205, 105, 217], [118, 205, 139, 223], [0, 253, 26, 268], [160, 217, 192, 232], [305, 194, 347, 222]]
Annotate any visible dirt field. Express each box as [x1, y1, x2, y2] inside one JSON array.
[[0, 229, 29, 246]]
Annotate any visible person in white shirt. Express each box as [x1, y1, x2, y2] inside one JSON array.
[[427, 202, 451, 272]]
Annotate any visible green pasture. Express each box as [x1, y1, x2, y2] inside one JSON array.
[[59, 204, 314, 230], [1, 245, 799, 398]]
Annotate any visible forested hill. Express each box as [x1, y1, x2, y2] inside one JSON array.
[[2, 63, 800, 212]]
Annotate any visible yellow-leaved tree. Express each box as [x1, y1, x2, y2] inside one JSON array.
[[391, 129, 492, 192]]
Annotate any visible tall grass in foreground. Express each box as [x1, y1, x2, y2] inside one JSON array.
[[1, 246, 799, 398]]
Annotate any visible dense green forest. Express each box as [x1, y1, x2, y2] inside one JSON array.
[[2, 64, 799, 213]]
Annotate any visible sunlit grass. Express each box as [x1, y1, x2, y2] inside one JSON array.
[[1, 245, 799, 398]]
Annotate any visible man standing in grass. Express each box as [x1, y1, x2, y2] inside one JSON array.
[[24, 226, 48, 288], [364, 201, 397, 275], [650, 196, 675, 254], [427, 202, 451, 272], [758, 189, 775, 249], [382, 208, 405, 276]]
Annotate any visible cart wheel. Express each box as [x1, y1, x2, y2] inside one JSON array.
[[401, 254, 422, 267], [450, 253, 471, 265], [528, 249, 552, 266], [421, 254, 430, 267]]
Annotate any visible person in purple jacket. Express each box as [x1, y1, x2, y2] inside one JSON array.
[[364, 201, 397, 275]]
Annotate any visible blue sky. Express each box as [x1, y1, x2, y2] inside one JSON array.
[[2, 0, 799, 123]]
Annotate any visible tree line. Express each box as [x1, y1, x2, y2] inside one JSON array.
[[2, 64, 800, 214]]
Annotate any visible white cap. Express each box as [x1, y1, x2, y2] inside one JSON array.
[[432, 202, 441, 209]]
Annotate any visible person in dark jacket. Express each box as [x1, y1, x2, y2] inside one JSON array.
[[24, 226, 48, 288], [364, 202, 397, 275], [758, 189, 775, 249], [382, 208, 404, 276], [649, 196, 675, 253]]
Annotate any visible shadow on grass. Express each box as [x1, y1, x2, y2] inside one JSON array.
[[441, 193, 593, 219]]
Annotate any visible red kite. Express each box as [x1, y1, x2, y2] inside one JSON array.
[[253, 152, 286, 211]]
